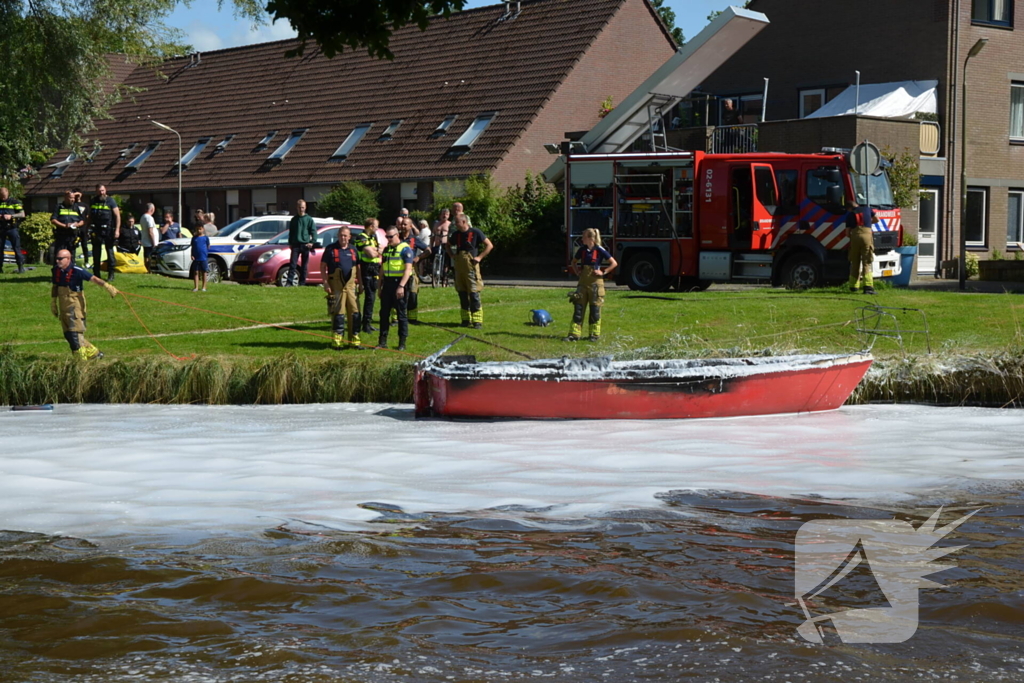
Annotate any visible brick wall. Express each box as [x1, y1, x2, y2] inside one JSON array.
[[494, 0, 676, 187]]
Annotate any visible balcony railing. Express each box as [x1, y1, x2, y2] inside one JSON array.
[[710, 124, 758, 153]]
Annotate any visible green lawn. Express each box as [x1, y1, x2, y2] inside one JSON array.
[[2, 267, 1023, 364]]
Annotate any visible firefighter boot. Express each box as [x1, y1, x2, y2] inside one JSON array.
[[350, 313, 363, 349], [376, 333, 388, 349], [76, 344, 103, 360], [397, 336, 407, 351], [564, 322, 582, 342], [331, 315, 346, 349], [471, 304, 483, 330], [587, 319, 602, 342]]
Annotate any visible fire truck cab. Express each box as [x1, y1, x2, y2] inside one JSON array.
[[563, 150, 902, 291]]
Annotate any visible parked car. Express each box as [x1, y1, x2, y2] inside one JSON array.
[[3, 237, 27, 267], [232, 224, 364, 286], [149, 215, 337, 282]]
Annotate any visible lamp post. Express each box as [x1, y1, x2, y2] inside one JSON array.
[[959, 37, 988, 291], [150, 120, 182, 232]]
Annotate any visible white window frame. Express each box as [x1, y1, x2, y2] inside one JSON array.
[[329, 124, 372, 162], [448, 112, 496, 154], [1011, 82, 1024, 141], [254, 131, 277, 151], [177, 137, 212, 169], [799, 88, 826, 118], [267, 129, 307, 160], [378, 120, 403, 141], [432, 115, 458, 137], [966, 186, 988, 247], [213, 134, 235, 153], [125, 141, 160, 169], [1009, 190, 1024, 245]]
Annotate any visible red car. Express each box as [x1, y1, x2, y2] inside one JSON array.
[[231, 224, 363, 286]]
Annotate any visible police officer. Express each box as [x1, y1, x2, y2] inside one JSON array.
[[0, 186, 27, 274], [354, 217, 382, 333], [448, 213, 493, 328], [51, 249, 118, 359], [320, 226, 363, 350], [377, 226, 414, 351], [86, 184, 121, 281], [847, 201, 877, 295], [51, 190, 84, 256], [72, 189, 90, 268], [565, 228, 617, 342]]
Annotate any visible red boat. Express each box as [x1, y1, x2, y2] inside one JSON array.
[[414, 353, 872, 420]]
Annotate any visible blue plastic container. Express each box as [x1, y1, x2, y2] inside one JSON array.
[[886, 246, 917, 287]]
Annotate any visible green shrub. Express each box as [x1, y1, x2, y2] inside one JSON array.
[[966, 252, 980, 278], [19, 212, 53, 262], [901, 231, 918, 247], [409, 210, 432, 226], [316, 182, 380, 224], [882, 146, 919, 209], [991, 249, 1003, 261]]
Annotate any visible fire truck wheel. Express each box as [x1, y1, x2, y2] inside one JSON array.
[[782, 253, 822, 290], [625, 252, 667, 292], [675, 277, 711, 292]]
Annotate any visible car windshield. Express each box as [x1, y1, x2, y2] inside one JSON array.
[[266, 230, 290, 245], [850, 170, 896, 209], [217, 218, 252, 237]]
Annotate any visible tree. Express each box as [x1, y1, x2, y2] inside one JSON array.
[[316, 182, 381, 223], [650, 0, 685, 45], [266, 0, 468, 59]]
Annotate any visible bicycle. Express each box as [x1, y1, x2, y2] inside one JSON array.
[[431, 246, 454, 288]]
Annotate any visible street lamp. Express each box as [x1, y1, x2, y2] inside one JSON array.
[[959, 37, 988, 291], [150, 120, 182, 232]]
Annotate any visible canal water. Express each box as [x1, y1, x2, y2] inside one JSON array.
[[1, 404, 1022, 681]]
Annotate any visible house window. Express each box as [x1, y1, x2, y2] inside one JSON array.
[[213, 135, 235, 154], [965, 187, 988, 246], [1009, 190, 1024, 245], [448, 113, 496, 154], [177, 137, 213, 170], [329, 124, 372, 162], [378, 120, 403, 141], [719, 94, 761, 125], [799, 89, 825, 118], [267, 129, 307, 160], [432, 115, 458, 138], [254, 131, 277, 151], [125, 142, 160, 169], [972, 0, 1012, 25], [1011, 83, 1024, 140]]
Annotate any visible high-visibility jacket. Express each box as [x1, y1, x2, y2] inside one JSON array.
[[354, 230, 381, 264], [382, 241, 413, 278]]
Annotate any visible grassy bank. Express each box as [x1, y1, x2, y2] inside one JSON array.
[[1, 268, 1023, 405]]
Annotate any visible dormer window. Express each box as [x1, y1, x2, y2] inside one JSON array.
[[329, 124, 372, 162], [378, 120, 403, 141], [447, 113, 496, 155], [431, 115, 458, 138], [176, 137, 213, 170], [254, 131, 277, 151], [125, 141, 160, 169], [267, 129, 307, 160]]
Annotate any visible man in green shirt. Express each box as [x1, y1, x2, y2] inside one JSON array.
[[286, 199, 317, 286]]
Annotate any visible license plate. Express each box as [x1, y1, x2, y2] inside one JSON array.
[[233, 264, 249, 273], [882, 269, 893, 277]]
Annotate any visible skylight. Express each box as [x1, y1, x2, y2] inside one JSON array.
[[117, 143, 138, 160], [213, 135, 235, 153], [267, 129, 307, 160], [448, 113, 496, 154], [47, 153, 78, 178], [177, 137, 213, 169], [378, 120, 403, 141], [254, 131, 277, 151], [431, 115, 458, 138], [125, 142, 161, 169], [329, 124, 372, 162]]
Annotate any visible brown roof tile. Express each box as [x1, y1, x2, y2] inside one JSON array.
[[27, 0, 628, 195]]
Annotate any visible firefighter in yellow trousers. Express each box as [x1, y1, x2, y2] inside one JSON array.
[[51, 249, 118, 359], [320, 227, 363, 349], [566, 228, 617, 342], [449, 214, 493, 328], [847, 202, 877, 295]]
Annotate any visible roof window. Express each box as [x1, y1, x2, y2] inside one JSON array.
[[447, 113, 496, 155], [378, 120, 403, 141], [267, 129, 307, 160], [329, 124, 372, 162], [431, 115, 458, 138], [213, 135, 235, 154], [125, 141, 161, 169], [254, 131, 277, 151], [47, 153, 78, 178], [177, 137, 213, 170], [116, 143, 138, 160], [84, 146, 101, 163]]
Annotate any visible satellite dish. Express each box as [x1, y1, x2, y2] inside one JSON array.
[[849, 141, 881, 176]]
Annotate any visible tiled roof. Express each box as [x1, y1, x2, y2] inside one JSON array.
[[27, 0, 629, 195]]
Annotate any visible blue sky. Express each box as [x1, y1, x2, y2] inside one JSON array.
[[166, 0, 739, 52]]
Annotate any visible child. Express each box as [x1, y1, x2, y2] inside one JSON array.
[[191, 225, 210, 292]]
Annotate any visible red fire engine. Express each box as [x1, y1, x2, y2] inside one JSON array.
[[562, 150, 902, 291]]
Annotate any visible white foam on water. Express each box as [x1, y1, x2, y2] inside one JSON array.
[[0, 403, 1021, 539]]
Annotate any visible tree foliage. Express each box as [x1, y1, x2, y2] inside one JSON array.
[[266, 0, 468, 59], [650, 0, 684, 45], [316, 182, 381, 224], [882, 146, 920, 209]]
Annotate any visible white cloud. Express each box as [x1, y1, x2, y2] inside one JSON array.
[[226, 19, 297, 48], [185, 22, 224, 52]]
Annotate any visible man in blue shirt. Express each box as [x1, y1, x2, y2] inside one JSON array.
[[51, 249, 118, 359]]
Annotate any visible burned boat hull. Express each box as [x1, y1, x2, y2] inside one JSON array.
[[414, 353, 873, 420]]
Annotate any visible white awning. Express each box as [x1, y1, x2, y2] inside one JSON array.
[[805, 80, 938, 119]]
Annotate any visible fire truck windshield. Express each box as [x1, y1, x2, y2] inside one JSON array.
[[850, 170, 895, 209]]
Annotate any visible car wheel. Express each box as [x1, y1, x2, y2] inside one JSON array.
[[206, 258, 223, 284], [782, 253, 822, 290], [276, 266, 296, 287], [625, 252, 667, 292]]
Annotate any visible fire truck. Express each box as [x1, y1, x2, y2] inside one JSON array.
[[562, 150, 903, 291]]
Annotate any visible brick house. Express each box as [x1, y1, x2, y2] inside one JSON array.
[[23, 0, 676, 225], [673, 0, 1024, 277]]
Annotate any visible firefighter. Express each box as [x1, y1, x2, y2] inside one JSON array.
[[0, 186, 27, 274], [565, 228, 617, 342], [51, 249, 118, 359], [449, 213, 492, 328], [354, 217, 382, 334], [847, 201, 877, 294], [320, 226, 363, 349], [51, 190, 84, 256], [376, 226, 414, 351]]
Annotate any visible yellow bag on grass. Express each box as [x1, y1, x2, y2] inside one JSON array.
[[112, 248, 147, 274]]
